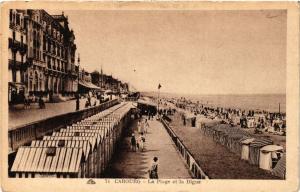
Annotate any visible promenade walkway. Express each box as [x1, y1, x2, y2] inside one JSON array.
[[9, 97, 98, 129], [104, 117, 192, 179]]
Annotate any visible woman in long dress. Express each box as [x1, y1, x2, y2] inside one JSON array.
[[139, 133, 145, 151], [144, 119, 149, 133], [137, 119, 142, 133]]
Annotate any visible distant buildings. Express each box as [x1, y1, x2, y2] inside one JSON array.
[[90, 70, 129, 94], [8, 9, 77, 104]]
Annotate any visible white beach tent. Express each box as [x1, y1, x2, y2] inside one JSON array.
[[259, 145, 284, 171], [246, 117, 256, 128], [240, 138, 255, 160]]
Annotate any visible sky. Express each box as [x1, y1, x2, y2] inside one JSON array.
[[49, 10, 287, 95]]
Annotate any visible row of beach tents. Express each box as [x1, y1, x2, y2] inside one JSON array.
[[199, 117, 286, 179], [11, 102, 133, 178]]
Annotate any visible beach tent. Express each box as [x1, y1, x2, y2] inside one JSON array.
[[249, 138, 273, 165], [240, 138, 255, 160], [182, 112, 196, 127], [246, 117, 256, 128], [271, 153, 286, 179], [259, 145, 284, 171]]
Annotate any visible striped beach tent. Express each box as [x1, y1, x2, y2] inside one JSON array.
[[271, 153, 286, 179], [249, 138, 273, 165]]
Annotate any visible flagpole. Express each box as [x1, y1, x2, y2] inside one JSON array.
[[158, 88, 160, 113]]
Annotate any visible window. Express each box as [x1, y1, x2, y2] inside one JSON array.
[[16, 14, 20, 25], [13, 31, 15, 40], [9, 10, 12, 22]]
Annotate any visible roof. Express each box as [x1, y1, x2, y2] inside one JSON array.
[[11, 147, 83, 173], [79, 80, 101, 90], [43, 136, 97, 151], [240, 138, 255, 144], [249, 138, 273, 148], [260, 145, 284, 152], [137, 99, 157, 108], [52, 131, 101, 145], [31, 140, 90, 161]]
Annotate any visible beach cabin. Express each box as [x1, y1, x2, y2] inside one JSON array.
[[64, 127, 109, 174], [65, 125, 111, 168], [259, 145, 284, 171], [30, 140, 90, 178], [11, 146, 84, 178], [43, 136, 98, 178], [249, 138, 273, 165], [240, 138, 255, 160]]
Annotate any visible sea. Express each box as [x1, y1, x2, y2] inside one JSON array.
[[142, 92, 286, 113]]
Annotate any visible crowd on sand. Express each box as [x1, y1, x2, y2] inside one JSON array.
[[147, 96, 286, 178], [154, 96, 286, 136]]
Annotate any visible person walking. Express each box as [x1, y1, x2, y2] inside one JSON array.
[[148, 157, 159, 179], [130, 133, 137, 152], [38, 97, 45, 109], [139, 133, 145, 151], [144, 119, 149, 133], [137, 119, 142, 134]]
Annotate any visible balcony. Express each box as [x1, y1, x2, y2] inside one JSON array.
[[19, 43, 27, 55], [8, 38, 21, 52], [9, 59, 22, 70]]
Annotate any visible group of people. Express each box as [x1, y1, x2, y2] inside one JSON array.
[[130, 118, 149, 152], [23, 95, 45, 109], [129, 116, 159, 179]]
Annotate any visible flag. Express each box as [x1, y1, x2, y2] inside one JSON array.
[[158, 84, 162, 89]]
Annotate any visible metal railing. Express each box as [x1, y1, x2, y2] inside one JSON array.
[[8, 99, 119, 152], [160, 118, 209, 179]]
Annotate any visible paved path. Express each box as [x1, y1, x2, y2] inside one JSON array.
[[104, 117, 192, 179], [9, 97, 99, 129]]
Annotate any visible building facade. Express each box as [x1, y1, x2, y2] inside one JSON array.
[[8, 9, 78, 104]]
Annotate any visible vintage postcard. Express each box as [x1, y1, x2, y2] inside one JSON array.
[[0, 1, 299, 192]]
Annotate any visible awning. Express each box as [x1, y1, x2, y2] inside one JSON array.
[[137, 99, 157, 107], [79, 80, 101, 90]]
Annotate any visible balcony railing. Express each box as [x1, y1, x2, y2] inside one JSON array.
[[19, 43, 27, 55], [8, 38, 27, 54], [8, 38, 20, 51], [8, 59, 22, 70]]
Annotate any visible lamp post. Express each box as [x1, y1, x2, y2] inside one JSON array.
[[76, 53, 80, 111]]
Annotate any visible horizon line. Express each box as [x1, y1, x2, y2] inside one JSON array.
[[139, 91, 286, 96]]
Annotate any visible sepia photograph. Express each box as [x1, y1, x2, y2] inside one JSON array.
[[1, 1, 299, 192]]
